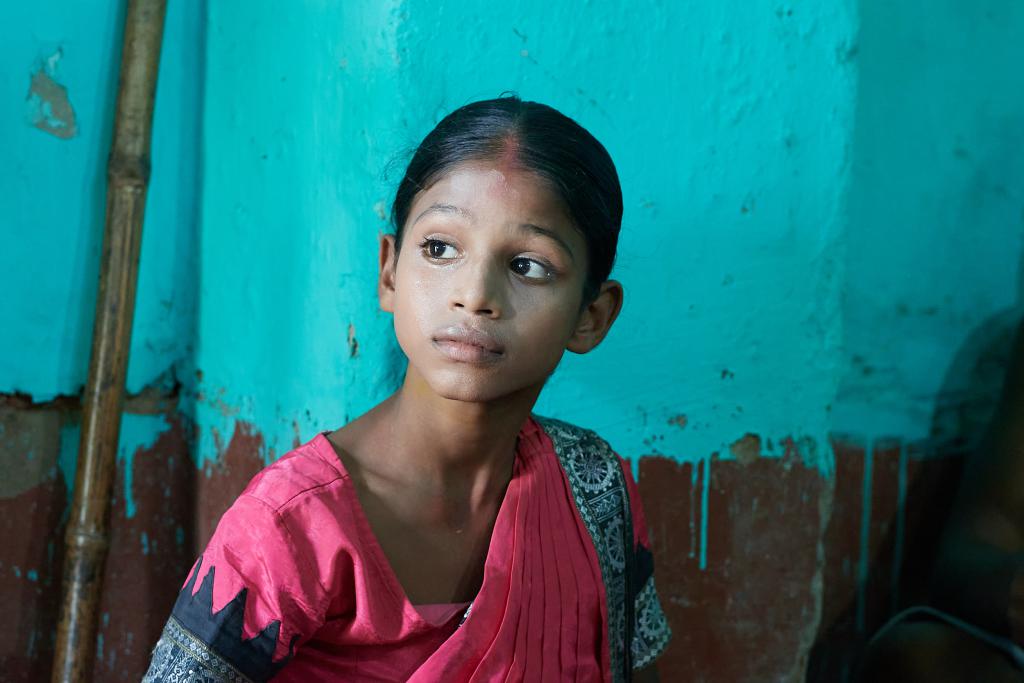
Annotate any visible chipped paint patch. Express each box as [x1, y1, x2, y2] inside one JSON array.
[[25, 49, 77, 139], [0, 407, 61, 497], [195, 385, 240, 418], [729, 432, 761, 464], [348, 323, 359, 357], [667, 414, 688, 429]]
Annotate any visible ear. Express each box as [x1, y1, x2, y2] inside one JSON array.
[[378, 233, 398, 312], [567, 280, 624, 354]]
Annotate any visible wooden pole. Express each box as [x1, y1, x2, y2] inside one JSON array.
[[52, 1, 167, 680]]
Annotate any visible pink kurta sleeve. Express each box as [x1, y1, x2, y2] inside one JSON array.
[[150, 493, 330, 682]]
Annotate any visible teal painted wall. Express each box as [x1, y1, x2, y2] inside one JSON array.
[[191, 0, 857, 473], [3, 0, 1022, 493], [835, 0, 1024, 445], [2, 0, 201, 399]]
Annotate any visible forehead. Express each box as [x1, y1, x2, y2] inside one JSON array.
[[411, 161, 571, 225]]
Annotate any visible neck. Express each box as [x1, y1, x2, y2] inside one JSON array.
[[376, 368, 542, 498]]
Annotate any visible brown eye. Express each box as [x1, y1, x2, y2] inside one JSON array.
[[510, 257, 551, 280], [423, 239, 457, 260]]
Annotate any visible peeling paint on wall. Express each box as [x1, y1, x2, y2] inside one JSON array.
[[0, 407, 62, 497], [347, 323, 359, 358], [729, 433, 761, 465], [25, 49, 77, 139]]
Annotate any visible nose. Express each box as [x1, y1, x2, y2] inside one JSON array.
[[449, 258, 504, 319]]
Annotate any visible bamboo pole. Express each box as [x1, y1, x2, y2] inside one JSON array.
[[51, 1, 167, 681]]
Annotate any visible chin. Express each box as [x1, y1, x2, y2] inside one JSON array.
[[399, 335, 558, 405], [424, 369, 516, 404], [411, 358, 555, 405]]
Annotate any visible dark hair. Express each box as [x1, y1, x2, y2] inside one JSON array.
[[391, 96, 622, 302]]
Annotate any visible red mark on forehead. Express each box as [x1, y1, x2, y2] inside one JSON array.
[[482, 134, 524, 199], [495, 133, 522, 172]]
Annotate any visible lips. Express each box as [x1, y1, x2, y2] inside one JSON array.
[[432, 325, 505, 363]]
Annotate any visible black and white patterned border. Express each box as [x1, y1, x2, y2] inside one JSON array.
[[537, 416, 629, 679], [632, 577, 672, 670], [142, 617, 252, 683]]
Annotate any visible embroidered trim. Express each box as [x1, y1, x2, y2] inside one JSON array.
[[143, 616, 254, 683], [632, 577, 672, 669], [537, 416, 672, 679], [167, 561, 295, 681], [537, 416, 633, 682]]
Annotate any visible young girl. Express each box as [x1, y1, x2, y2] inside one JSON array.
[[143, 96, 671, 682]]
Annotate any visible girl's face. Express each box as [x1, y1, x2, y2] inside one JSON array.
[[379, 160, 620, 404]]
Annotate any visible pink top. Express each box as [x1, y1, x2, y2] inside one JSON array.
[[414, 602, 471, 627], [175, 417, 654, 681]]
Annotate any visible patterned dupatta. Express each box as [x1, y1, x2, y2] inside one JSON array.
[[535, 416, 670, 681]]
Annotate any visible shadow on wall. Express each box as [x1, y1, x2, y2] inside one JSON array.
[[928, 258, 1024, 456], [807, 302, 1021, 681], [806, 0, 1024, 679]]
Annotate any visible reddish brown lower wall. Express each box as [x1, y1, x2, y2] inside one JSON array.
[[93, 416, 195, 681], [639, 441, 963, 682], [0, 403, 965, 682], [640, 452, 827, 681]]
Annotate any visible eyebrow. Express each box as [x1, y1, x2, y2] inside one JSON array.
[[412, 203, 472, 225], [412, 202, 575, 263], [520, 223, 576, 263]]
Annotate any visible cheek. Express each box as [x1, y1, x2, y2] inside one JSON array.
[[519, 292, 581, 348], [393, 260, 447, 334]]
